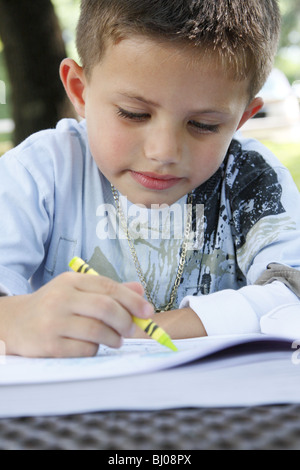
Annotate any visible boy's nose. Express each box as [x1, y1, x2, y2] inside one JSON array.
[[144, 127, 182, 164]]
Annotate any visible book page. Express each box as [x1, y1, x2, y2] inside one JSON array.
[[0, 333, 289, 386]]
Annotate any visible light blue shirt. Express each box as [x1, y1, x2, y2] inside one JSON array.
[[1, 118, 300, 335]]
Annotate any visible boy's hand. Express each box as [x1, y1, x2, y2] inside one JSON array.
[[0, 272, 153, 358]]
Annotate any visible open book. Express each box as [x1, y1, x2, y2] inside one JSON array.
[[0, 332, 299, 418]]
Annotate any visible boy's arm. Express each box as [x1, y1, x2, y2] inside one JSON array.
[[131, 307, 207, 339], [131, 281, 300, 340]]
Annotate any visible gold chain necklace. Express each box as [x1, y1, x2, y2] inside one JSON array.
[[111, 184, 193, 312]]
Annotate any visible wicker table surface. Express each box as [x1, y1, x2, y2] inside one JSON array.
[[1, 405, 300, 450]]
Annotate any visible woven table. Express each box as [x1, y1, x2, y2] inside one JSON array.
[[1, 405, 300, 450]]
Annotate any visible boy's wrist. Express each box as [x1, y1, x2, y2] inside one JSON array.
[[130, 307, 207, 340]]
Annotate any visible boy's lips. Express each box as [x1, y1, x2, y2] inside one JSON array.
[[130, 171, 183, 190]]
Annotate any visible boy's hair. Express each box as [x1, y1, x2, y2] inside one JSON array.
[[76, 0, 281, 99]]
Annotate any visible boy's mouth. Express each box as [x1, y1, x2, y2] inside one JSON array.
[[130, 171, 183, 190]]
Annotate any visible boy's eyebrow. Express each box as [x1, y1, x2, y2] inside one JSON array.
[[116, 92, 231, 116], [116, 92, 159, 107]]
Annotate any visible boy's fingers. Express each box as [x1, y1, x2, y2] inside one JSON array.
[[69, 292, 135, 337], [60, 315, 124, 350], [45, 337, 100, 358], [70, 272, 154, 318]]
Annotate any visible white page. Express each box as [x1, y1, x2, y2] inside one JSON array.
[[0, 343, 297, 418], [0, 333, 292, 385]]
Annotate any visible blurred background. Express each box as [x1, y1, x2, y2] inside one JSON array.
[[0, 0, 299, 187]]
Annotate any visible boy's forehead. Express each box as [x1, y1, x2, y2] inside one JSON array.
[[106, 36, 209, 65], [99, 37, 234, 81], [92, 37, 251, 105]]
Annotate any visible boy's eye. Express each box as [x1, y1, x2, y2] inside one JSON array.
[[117, 107, 150, 122], [116, 108, 219, 133], [188, 120, 219, 134]]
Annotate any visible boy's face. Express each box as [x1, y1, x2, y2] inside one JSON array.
[[66, 38, 262, 207]]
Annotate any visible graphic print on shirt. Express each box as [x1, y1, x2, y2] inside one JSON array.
[[88, 139, 295, 309], [180, 139, 293, 300]]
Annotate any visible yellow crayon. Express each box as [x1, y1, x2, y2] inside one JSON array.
[[69, 257, 178, 352]]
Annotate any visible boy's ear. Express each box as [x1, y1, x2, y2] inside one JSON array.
[[236, 97, 264, 130], [60, 58, 86, 118]]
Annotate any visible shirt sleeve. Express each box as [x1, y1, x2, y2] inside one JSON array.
[[179, 281, 300, 336], [0, 145, 53, 295]]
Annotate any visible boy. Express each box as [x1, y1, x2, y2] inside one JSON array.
[[0, 0, 300, 358]]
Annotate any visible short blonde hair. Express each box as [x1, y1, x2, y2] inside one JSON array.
[[76, 0, 281, 99]]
